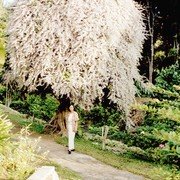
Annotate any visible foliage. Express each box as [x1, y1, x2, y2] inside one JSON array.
[[168, 48, 179, 57], [5, 90, 60, 121], [88, 126, 119, 136], [86, 86, 180, 167], [17, 118, 46, 134], [0, 105, 81, 179], [80, 105, 124, 127], [77, 104, 126, 135], [4, 0, 145, 116], [154, 50, 166, 60], [0, 112, 47, 179], [124, 92, 180, 166], [155, 63, 180, 92], [155, 129, 180, 142], [134, 80, 153, 97], [150, 86, 180, 101], [26, 94, 59, 120], [0, 113, 12, 148], [137, 0, 179, 81], [135, 104, 180, 123]]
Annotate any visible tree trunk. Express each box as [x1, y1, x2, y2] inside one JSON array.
[[45, 95, 70, 134], [149, 33, 154, 83], [147, 0, 155, 83], [46, 110, 69, 135]]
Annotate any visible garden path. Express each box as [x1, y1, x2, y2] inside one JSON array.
[[30, 134, 145, 180]]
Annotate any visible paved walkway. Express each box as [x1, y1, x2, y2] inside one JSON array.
[[31, 134, 145, 180]]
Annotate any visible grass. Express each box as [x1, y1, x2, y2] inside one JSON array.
[[56, 136, 180, 180], [0, 104, 46, 133]]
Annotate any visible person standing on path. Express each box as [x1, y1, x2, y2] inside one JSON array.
[[66, 105, 79, 154]]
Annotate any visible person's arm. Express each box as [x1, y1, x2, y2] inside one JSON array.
[[73, 112, 79, 132]]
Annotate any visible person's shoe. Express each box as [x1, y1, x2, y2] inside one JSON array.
[[71, 149, 75, 151], [68, 150, 71, 154]]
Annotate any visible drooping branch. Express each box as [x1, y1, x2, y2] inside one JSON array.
[[4, 0, 146, 115]]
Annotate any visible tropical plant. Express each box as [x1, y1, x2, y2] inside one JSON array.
[[0, 113, 12, 149], [0, 112, 47, 179]]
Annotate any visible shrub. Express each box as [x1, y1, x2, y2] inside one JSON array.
[[17, 119, 46, 134], [150, 86, 179, 101], [80, 105, 124, 128], [9, 92, 59, 121], [26, 94, 43, 118], [10, 99, 29, 114], [110, 131, 164, 149], [0, 113, 12, 148], [134, 80, 152, 97], [155, 63, 180, 92], [88, 126, 119, 137], [0, 112, 47, 179], [42, 94, 60, 120]]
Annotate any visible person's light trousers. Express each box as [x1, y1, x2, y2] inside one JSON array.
[[68, 129, 75, 150]]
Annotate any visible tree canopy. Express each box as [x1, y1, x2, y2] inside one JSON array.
[[4, 0, 145, 113]]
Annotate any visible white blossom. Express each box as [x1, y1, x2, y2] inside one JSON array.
[[4, 0, 146, 113]]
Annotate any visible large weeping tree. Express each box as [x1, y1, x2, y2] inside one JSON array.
[[4, 0, 146, 131]]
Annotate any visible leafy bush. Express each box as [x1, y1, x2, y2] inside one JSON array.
[[110, 131, 165, 149], [134, 80, 152, 97], [0, 113, 12, 148], [0, 112, 47, 179], [79, 105, 124, 128], [17, 119, 46, 134], [88, 126, 119, 137], [155, 63, 180, 92], [153, 130, 180, 146], [26, 94, 43, 118], [9, 92, 59, 121], [150, 86, 180, 101]]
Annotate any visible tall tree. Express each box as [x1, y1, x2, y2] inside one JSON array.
[[146, 0, 155, 83], [4, 0, 145, 131], [136, 0, 180, 82]]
